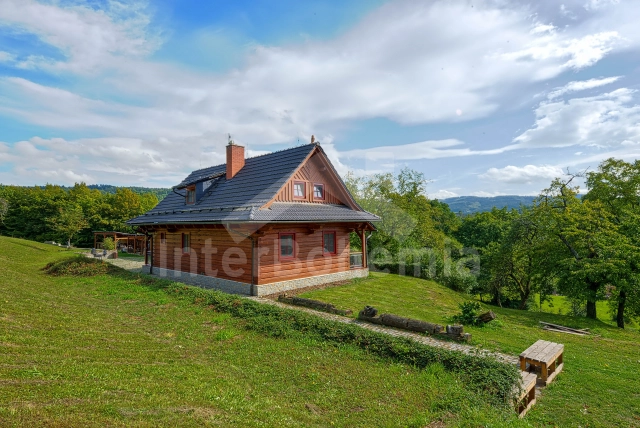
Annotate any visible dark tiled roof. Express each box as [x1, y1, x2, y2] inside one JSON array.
[[127, 203, 379, 225], [251, 203, 379, 222], [127, 144, 379, 226]]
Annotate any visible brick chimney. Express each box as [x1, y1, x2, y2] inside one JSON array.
[[226, 141, 245, 179]]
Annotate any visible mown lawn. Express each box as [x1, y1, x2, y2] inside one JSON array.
[[0, 237, 523, 427], [301, 272, 640, 427]]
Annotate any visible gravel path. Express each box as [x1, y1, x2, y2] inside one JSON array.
[[105, 258, 145, 273], [248, 297, 519, 365]]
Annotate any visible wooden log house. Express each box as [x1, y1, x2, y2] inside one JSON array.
[[127, 139, 379, 296]]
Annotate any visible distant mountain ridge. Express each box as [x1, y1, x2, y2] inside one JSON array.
[[441, 195, 536, 214]]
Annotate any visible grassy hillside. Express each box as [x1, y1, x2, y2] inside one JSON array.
[[301, 273, 640, 427], [0, 237, 523, 427]]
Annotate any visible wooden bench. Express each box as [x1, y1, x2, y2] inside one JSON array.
[[514, 371, 537, 418], [520, 340, 564, 386]]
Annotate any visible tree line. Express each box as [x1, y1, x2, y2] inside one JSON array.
[[1, 158, 638, 327], [0, 183, 158, 247], [347, 159, 640, 328]]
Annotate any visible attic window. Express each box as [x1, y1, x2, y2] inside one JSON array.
[[186, 186, 196, 204], [313, 183, 325, 200], [293, 181, 306, 199]]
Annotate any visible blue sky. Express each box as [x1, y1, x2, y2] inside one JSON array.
[[1, 0, 640, 197]]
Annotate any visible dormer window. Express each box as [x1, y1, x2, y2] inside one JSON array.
[[186, 186, 196, 204], [313, 183, 325, 200], [293, 181, 306, 199]]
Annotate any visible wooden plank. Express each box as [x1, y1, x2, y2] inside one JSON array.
[[539, 321, 589, 333], [544, 363, 564, 386], [542, 326, 588, 336], [514, 371, 537, 418], [527, 341, 558, 362], [520, 340, 549, 358], [536, 344, 564, 364]]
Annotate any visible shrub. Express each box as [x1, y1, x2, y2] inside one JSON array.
[[370, 247, 478, 293], [102, 237, 115, 250], [43, 256, 110, 277], [160, 283, 520, 405], [46, 262, 521, 406], [451, 301, 483, 326]]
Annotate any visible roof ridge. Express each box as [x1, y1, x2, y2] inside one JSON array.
[[188, 143, 316, 175]]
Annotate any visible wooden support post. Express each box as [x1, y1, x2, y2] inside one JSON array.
[[93, 234, 97, 249], [361, 229, 367, 268], [520, 358, 527, 371]]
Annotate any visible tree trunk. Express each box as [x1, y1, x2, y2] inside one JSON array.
[[586, 281, 599, 320], [518, 281, 531, 310], [616, 290, 626, 329], [518, 291, 530, 310], [586, 300, 597, 319]]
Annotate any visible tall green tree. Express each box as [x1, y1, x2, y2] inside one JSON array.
[[479, 208, 554, 309], [584, 158, 640, 327], [345, 168, 458, 254], [535, 177, 635, 321], [47, 205, 89, 247], [0, 197, 7, 226]]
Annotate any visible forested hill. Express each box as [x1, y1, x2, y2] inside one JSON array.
[[61, 184, 171, 201], [441, 195, 536, 214]]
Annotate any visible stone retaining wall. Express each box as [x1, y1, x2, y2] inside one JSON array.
[[141, 265, 368, 296]]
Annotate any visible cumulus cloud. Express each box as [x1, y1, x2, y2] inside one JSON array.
[[0, 0, 159, 73], [547, 76, 621, 99], [514, 88, 640, 148], [430, 190, 459, 199], [0, 0, 639, 186], [480, 164, 565, 184]]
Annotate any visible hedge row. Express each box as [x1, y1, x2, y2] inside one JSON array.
[[158, 282, 520, 406]]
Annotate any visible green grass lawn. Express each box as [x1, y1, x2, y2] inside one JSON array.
[[0, 237, 524, 427], [300, 272, 640, 427]]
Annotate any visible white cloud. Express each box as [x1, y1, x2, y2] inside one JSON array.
[[469, 191, 508, 197], [0, 51, 14, 62], [584, 0, 620, 11], [515, 88, 640, 149], [547, 76, 621, 99], [339, 139, 518, 162], [0, 0, 639, 187], [480, 165, 565, 184], [0, 0, 159, 73], [430, 190, 459, 199]]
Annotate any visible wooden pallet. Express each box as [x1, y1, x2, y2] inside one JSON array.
[[520, 340, 564, 386], [514, 371, 537, 418]]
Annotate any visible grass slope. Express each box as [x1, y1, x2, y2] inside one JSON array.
[[301, 272, 640, 427], [0, 237, 521, 427]]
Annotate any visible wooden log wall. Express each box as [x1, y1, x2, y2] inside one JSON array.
[[152, 226, 253, 284], [150, 222, 364, 286], [273, 152, 345, 205], [255, 224, 352, 284]]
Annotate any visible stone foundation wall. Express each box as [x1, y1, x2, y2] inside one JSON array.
[[144, 266, 252, 295], [255, 269, 369, 296], [141, 265, 368, 296]]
